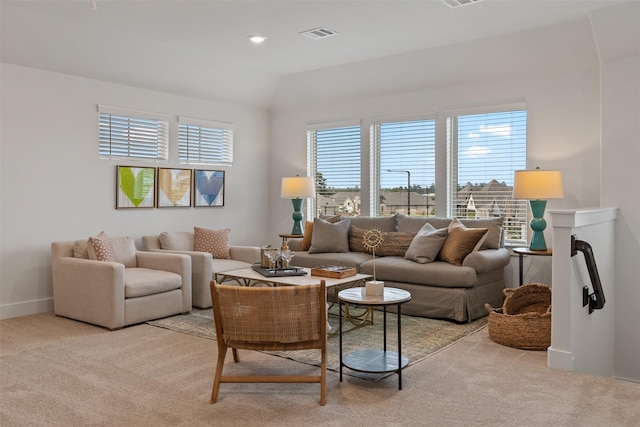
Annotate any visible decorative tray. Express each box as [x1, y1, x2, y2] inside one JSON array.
[[311, 265, 357, 279], [251, 265, 307, 277]]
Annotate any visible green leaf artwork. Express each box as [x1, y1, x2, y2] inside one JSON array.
[[119, 167, 154, 207]]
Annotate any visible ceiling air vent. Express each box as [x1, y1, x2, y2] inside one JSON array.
[[441, 0, 482, 8], [299, 27, 337, 40]]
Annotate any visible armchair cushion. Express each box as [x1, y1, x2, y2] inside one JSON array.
[[124, 268, 182, 298], [111, 236, 137, 268], [159, 231, 194, 251], [194, 227, 231, 259]]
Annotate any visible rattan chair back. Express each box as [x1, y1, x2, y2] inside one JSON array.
[[209, 280, 327, 405]]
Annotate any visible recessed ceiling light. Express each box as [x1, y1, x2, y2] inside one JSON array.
[[248, 35, 267, 44]]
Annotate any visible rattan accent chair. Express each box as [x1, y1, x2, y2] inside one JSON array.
[[209, 280, 328, 405]]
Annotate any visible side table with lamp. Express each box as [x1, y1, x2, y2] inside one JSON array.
[[512, 167, 563, 286]]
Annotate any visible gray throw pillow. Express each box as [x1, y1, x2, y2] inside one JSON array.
[[404, 223, 449, 264], [309, 218, 350, 254]]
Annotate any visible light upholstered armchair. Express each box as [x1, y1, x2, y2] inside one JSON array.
[[141, 228, 260, 309], [51, 234, 191, 330]]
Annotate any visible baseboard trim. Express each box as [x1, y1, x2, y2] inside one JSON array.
[[0, 298, 54, 320]]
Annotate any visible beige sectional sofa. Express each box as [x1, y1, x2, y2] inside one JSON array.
[[141, 231, 261, 308], [287, 215, 510, 322]]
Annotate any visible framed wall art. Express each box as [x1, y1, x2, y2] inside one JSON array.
[[157, 168, 192, 207], [194, 169, 225, 207], [116, 165, 156, 209]]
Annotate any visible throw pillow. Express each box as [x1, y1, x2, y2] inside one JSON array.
[[404, 224, 449, 264], [194, 227, 231, 259], [300, 221, 314, 251], [437, 226, 488, 266], [349, 226, 416, 257], [458, 217, 504, 249], [308, 218, 350, 254], [87, 231, 116, 262], [448, 218, 487, 252], [301, 216, 341, 251]]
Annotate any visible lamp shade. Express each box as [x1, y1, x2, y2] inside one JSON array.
[[513, 169, 564, 200], [281, 176, 316, 199]]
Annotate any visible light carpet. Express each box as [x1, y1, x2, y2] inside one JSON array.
[[147, 306, 487, 380]]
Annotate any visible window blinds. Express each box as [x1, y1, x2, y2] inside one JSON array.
[[178, 117, 233, 165], [98, 106, 168, 161]]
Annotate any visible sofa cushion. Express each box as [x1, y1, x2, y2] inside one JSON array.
[[87, 231, 116, 262], [404, 224, 449, 264], [291, 250, 372, 269], [349, 226, 416, 257], [347, 215, 396, 232], [124, 268, 182, 298], [359, 257, 477, 288], [396, 215, 452, 233], [437, 226, 488, 266], [159, 231, 194, 251], [194, 227, 231, 259], [309, 218, 350, 253], [111, 236, 137, 268]]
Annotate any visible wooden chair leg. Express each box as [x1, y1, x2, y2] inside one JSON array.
[[211, 344, 228, 404], [232, 348, 239, 363], [320, 349, 327, 406]]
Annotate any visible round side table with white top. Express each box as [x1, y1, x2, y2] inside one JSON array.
[[338, 287, 412, 390]]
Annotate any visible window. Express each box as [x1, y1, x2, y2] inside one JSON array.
[[371, 118, 436, 217], [98, 105, 168, 161], [307, 122, 361, 218], [178, 117, 233, 165], [447, 108, 527, 244]]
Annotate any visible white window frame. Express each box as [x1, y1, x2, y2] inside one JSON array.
[[445, 104, 528, 245], [178, 116, 234, 166], [98, 105, 169, 162], [307, 120, 362, 219]]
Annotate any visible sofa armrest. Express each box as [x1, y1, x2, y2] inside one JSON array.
[[137, 251, 192, 311], [229, 245, 261, 264], [462, 248, 510, 274], [52, 257, 126, 329]]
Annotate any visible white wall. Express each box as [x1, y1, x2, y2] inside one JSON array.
[[0, 64, 271, 319], [593, 2, 640, 382], [549, 208, 618, 377]]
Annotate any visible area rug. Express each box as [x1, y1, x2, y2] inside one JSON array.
[[148, 307, 487, 381]]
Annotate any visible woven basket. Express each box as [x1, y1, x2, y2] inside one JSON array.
[[485, 283, 551, 351]]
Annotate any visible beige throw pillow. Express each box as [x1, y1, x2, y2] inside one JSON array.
[[194, 227, 231, 259], [404, 223, 449, 264], [301, 215, 341, 251], [437, 226, 488, 266], [309, 218, 350, 254]]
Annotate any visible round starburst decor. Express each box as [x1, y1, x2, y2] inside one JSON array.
[[363, 228, 384, 252]]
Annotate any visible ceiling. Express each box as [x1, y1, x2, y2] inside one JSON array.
[[0, 0, 630, 108]]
